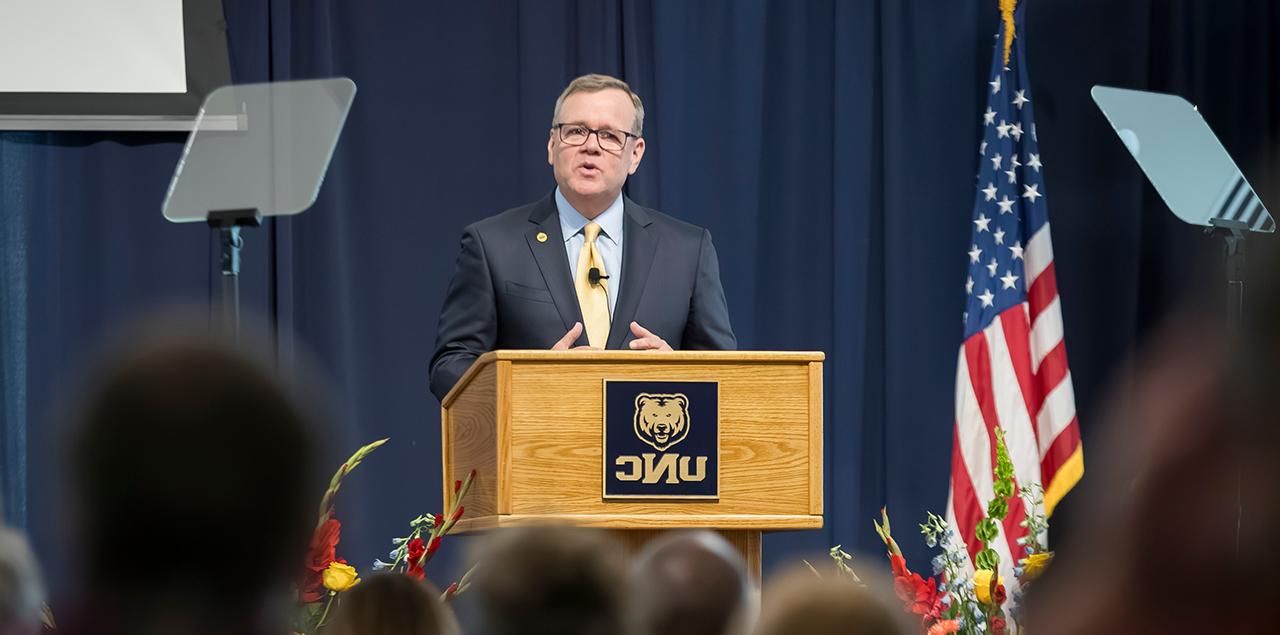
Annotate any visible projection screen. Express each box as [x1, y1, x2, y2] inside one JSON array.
[[0, 0, 231, 131]]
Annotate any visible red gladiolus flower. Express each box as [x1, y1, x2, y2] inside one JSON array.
[[450, 506, 465, 524], [406, 537, 426, 580], [454, 479, 462, 493], [885, 554, 941, 624], [991, 616, 1007, 635], [889, 554, 909, 578], [300, 518, 342, 602], [309, 518, 341, 568], [407, 562, 425, 580], [407, 537, 425, 562], [426, 535, 442, 555], [894, 572, 939, 617], [433, 514, 444, 528]]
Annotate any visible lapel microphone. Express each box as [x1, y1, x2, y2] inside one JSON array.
[[588, 267, 610, 286]]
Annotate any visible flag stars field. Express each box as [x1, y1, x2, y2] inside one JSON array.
[[1000, 270, 1019, 290], [997, 195, 1015, 214], [1022, 183, 1041, 203], [1013, 89, 1029, 109]]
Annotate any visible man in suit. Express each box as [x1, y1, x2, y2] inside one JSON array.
[[430, 74, 736, 401]]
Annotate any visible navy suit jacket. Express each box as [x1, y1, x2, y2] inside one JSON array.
[[429, 192, 736, 400]]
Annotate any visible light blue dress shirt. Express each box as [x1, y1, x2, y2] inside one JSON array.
[[556, 187, 624, 317]]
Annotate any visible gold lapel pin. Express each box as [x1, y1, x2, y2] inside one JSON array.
[[536, 231, 548, 243]]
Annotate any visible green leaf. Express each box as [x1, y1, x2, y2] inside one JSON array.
[[974, 518, 999, 542], [974, 548, 999, 571], [993, 480, 1014, 499], [803, 560, 822, 578]]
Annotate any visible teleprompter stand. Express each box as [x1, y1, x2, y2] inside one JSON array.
[[1207, 217, 1248, 336], [160, 79, 357, 338], [207, 208, 263, 337], [1092, 86, 1275, 556]]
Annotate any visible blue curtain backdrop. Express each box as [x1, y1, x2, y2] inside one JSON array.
[[3, 0, 1279, 596]]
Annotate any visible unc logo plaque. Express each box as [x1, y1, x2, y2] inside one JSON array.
[[603, 380, 719, 499]]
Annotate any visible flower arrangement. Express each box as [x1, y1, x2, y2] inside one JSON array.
[[372, 469, 479, 601], [817, 428, 1053, 635], [293, 439, 477, 634]]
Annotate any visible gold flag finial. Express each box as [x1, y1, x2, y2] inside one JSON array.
[[1000, 0, 1016, 65]]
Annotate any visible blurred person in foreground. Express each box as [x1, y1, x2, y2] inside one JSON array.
[[326, 573, 458, 635], [628, 530, 755, 635], [471, 525, 628, 635], [59, 326, 329, 635], [0, 522, 47, 635], [1020, 248, 1280, 634], [753, 567, 911, 635]]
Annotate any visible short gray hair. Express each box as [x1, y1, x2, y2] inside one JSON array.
[[552, 73, 645, 136]]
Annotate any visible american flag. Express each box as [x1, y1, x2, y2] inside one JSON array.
[[947, 3, 1083, 590]]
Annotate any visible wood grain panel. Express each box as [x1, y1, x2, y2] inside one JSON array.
[[442, 362, 497, 520], [495, 360, 511, 514], [809, 361, 824, 515], [506, 360, 815, 519], [453, 513, 821, 531], [442, 351, 825, 532]]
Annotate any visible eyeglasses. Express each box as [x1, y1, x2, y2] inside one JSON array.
[[553, 123, 638, 153]]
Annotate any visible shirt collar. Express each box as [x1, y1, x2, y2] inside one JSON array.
[[555, 188, 624, 246]]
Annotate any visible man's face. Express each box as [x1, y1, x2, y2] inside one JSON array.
[[548, 89, 646, 205]]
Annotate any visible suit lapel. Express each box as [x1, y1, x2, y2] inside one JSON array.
[[526, 194, 583, 334], [607, 198, 658, 349]]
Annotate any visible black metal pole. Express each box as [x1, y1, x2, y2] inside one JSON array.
[[1224, 232, 1245, 338], [219, 226, 243, 339], [1226, 230, 1244, 557], [208, 209, 263, 342], [1210, 217, 1247, 558]]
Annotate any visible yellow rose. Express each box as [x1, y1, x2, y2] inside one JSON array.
[[322, 562, 360, 592], [1022, 552, 1053, 581], [973, 569, 1004, 604]]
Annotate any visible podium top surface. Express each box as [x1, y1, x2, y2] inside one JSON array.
[[442, 349, 825, 407]]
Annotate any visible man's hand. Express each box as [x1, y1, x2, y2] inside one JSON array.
[[551, 322, 600, 350], [628, 321, 672, 351]]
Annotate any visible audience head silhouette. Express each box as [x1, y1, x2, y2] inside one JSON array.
[[472, 525, 627, 635], [628, 530, 754, 635], [327, 573, 457, 635], [754, 569, 909, 635], [66, 327, 327, 635]]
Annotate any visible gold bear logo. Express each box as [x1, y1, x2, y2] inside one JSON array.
[[634, 393, 690, 452]]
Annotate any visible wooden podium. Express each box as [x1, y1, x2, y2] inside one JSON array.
[[440, 350, 823, 579]]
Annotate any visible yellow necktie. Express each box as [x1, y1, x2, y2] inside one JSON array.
[[574, 222, 611, 348]]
